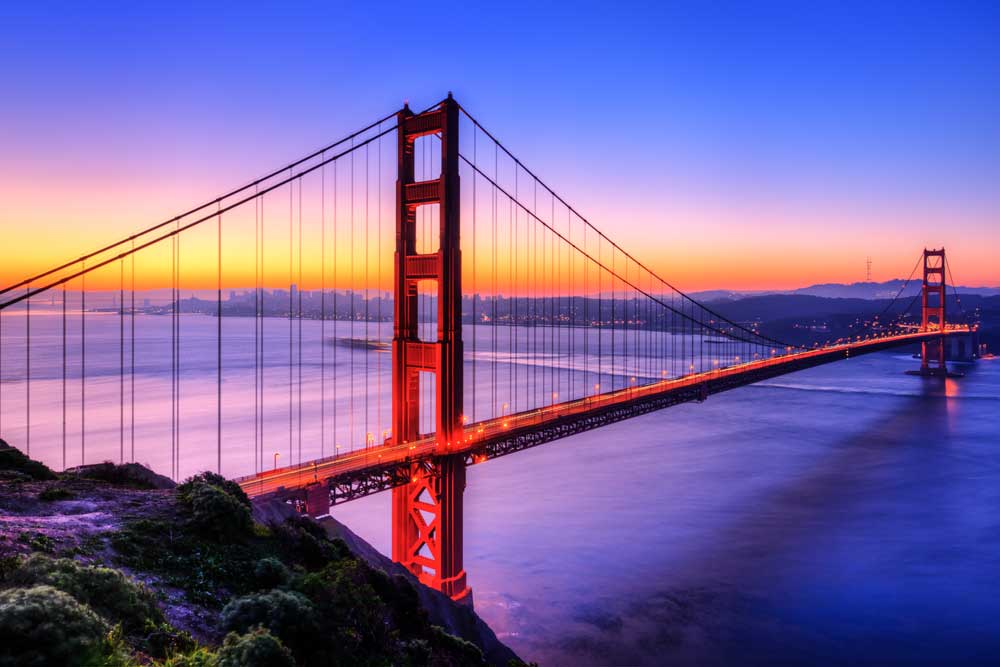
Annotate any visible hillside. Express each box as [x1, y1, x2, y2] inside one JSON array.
[[0, 440, 524, 667]]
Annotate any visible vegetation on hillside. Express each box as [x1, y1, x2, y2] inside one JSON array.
[[0, 444, 530, 666]]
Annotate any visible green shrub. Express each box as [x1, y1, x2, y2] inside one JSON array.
[[426, 624, 486, 665], [160, 647, 218, 667], [16, 531, 55, 553], [178, 472, 251, 508], [0, 585, 105, 666], [382, 572, 428, 636], [253, 556, 290, 590], [99, 624, 143, 667], [272, 517, 349, 570], [402, 627, 486, 666], [143, 619, 197, 659], [7, 554, 164, 633], [0, 439, 56, 480], [216, 628, 295, 667], [39, 486, 75, 501], [221, 589, 319, 658], [178, 479, 253, 539], [111, 518, 262, 606], [295, 558, 394, 661], [0, 556, 22, 581]]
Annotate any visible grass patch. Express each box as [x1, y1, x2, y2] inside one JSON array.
[[39, 486, 75, 502], [17, 531, 56, 554]]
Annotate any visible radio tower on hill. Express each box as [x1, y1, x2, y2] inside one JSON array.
[[866, 256, 872, 282]]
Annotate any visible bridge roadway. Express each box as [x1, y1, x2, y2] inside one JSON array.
[[236, 328, 968, 505]]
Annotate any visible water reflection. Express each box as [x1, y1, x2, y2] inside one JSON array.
[[336, 353, 1000, 666]]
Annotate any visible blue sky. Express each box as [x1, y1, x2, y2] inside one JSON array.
[[2, 1, 998, 287]]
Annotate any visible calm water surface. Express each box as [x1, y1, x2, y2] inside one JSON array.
[[334, 353, 1000, 666], [4, 312, 999, 665]]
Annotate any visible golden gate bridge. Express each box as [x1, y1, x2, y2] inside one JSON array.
[[0, 94, 975, 604]]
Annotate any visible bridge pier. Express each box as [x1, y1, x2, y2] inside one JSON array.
[[304, 483, 330, 517], [390, 96, 470, 603], [392, 457, 469, 603]]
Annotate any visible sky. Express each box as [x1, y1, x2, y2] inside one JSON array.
[[1, 0, 998, 291]]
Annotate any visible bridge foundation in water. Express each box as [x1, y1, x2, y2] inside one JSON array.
[[390, 96, 470, 603]]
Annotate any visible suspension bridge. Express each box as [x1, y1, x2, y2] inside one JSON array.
[[0, 95, 975, 604]]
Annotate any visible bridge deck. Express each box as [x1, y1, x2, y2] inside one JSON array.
[[236, 328, 968, 504]]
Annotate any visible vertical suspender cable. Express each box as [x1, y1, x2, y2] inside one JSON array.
[[25, 285, 30, 456], [217, 204, 223, 474], [377, 126, 383, 442], [177, 230, 182, 477], [333, 162, 338, 453], [321, 154, 326, 459], [170, 235, 176, 478], [611, 251, 615, 390], [532, 180, 537, 406], [120, 261, 124, 463], [254, 193, 259, 473], [168, 239, 173, 476], [0, 307, 3, 435], [551, 197, 556, 401], [298, 179, 303, 465], [598, 236, 602, 394], [472, 126, 476, 423], [510, 166, 515, 410], [81, 264, 86, 466], [288, 172, 293, 463], [130, 241, 135, 463], [350, 143, 355, 448], [492, 143, 497, 418], [62, 284, 67, 469], [364, 144, 370, 448], [580, 226, 590, 398], [260, 194, 265, 470]]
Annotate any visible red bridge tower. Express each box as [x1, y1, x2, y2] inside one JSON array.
[[391, 96, 470, 603], [920, 248, 947, 376]]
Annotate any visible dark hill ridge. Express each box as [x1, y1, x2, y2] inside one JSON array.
[[696, 293, 998, 350], [791, 280, 1000, 300], [690, 280, 1000, 302], [704, 293, 1000, 322]]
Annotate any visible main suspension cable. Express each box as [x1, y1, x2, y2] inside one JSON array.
[[458, 152, 802, 350], [455, 104, 802, 351]]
